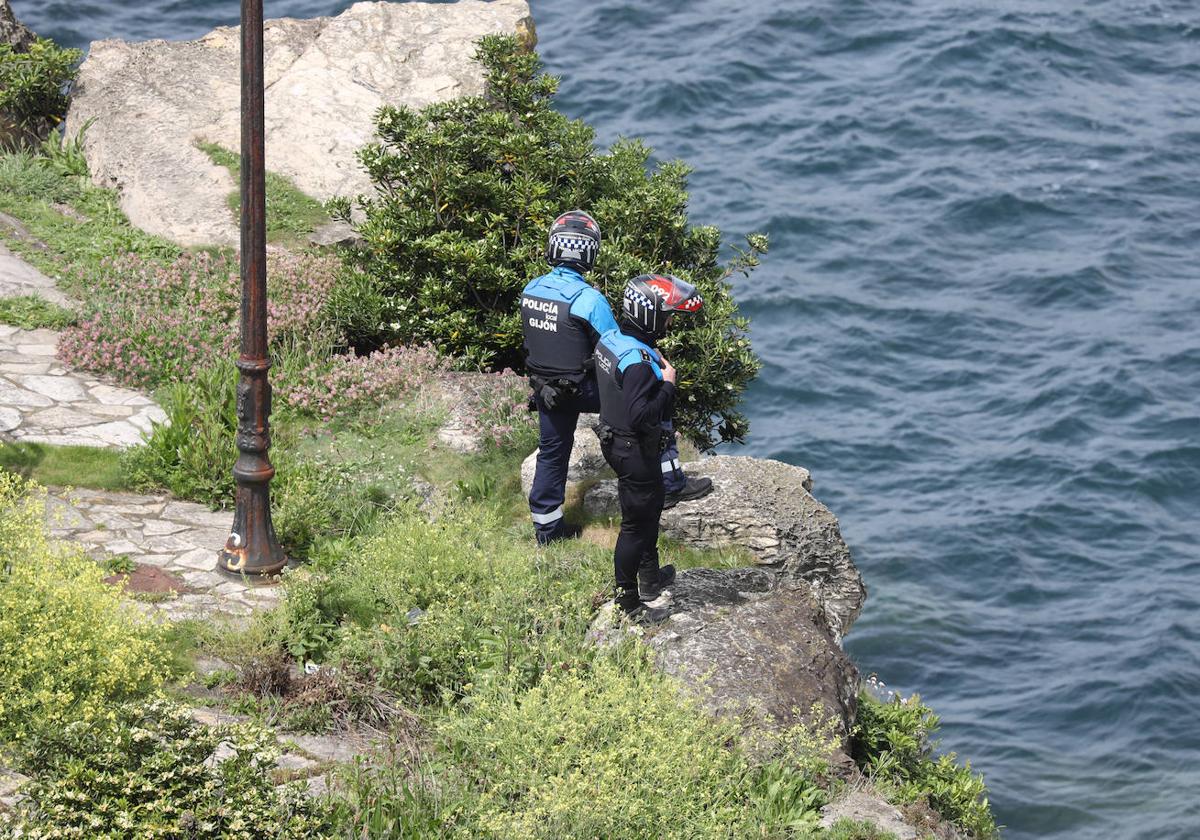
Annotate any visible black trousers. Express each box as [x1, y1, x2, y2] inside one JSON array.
[[601, 435, 665, 592]]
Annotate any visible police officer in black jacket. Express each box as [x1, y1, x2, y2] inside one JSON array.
[[594, 274, 704, 622]]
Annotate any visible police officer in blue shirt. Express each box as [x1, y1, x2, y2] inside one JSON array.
[[522, 212, 713, 545], [521, 210, 614, 544], [594, 274, 705, 622]]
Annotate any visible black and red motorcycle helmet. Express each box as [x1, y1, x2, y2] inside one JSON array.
[[546, 210, 601, 273], [621, 273, 704, 337]]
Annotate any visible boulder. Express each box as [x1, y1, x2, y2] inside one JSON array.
[[65, 0, 535, 246], [635, 566, 859, 749], [0, 1, 34, 51], [519, 413, 614, 498], [586, 455, 866, 639]]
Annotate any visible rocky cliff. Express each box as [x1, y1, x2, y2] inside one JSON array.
[[65, 0, 535, 246], [525, 419, 868, 748]]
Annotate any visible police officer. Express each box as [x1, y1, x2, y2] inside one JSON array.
[[594, 274, 704, 622], [521, 210, 614, 544]]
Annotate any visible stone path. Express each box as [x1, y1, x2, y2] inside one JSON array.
[[46, 487, 280, 623], [0, 242, 69, 306], [0, 326, 166, 447]]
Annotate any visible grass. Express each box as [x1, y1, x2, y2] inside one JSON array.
[[195, 140, 330, 247], [0, 147, 181, 290], [0, 294, 74, 329], [0, 441, 129, 490]]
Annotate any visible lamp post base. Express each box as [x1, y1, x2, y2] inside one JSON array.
[[216, 481, 286, 578]]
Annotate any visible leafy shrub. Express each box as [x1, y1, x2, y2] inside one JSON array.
[[271, 459, 393, 559], [0, 38, 81, 142], [0, 150, 72, 201], [339, 35, 765, 447], [124, 364, 391, 556], [0, 699, 336, 838], [852, 690, 997, 838], [0, 474, 165, 749], [337, 652, 847, 839], [269, 504, 607, 702], [436, 653, 752, 838], [123, 361, 239, 505]]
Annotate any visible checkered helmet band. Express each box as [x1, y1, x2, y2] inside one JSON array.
[[622, 274, 703, 335], [546, 210, 601, 271]]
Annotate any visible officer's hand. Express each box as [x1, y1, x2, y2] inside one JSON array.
[[660, 356, 677, 385]]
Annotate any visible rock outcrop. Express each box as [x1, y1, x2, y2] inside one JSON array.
[[587, 455, 866, 639], [581, 453, 867, 749], [519, 413, 614, 498], [0, 0, 34, 51], [65, 0, 535, 246]]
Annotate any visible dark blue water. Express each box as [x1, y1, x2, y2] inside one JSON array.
[[18, 1, 1200, 837]]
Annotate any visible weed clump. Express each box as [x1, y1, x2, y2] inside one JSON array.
[[0, 474, 165, 749]]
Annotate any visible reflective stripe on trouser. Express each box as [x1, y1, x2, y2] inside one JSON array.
[[660, 420, 685, 494], [531, 506, 563, 525]]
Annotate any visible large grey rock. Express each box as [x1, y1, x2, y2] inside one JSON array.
[[586, 455, 866, 639], [66, 1, 535, 246], [820, 788, 922, 839], [633, 566, 860, 749], [519, 413, 613, 497], [0, 1, 34, 52]]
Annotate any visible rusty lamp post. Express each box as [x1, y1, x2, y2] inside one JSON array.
[[218, 0, 286, 577]]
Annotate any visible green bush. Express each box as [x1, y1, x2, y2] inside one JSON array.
[[437, 653, 752, 838], [340, 35, 765, 447], [0, 38, 81, 143], [852, 690, 997, 838], [0, 474, 165, 749], [269, 504, 606, 701], [0, 699, 336, 838], [123, 362, 239, 506], [334, 652, 851, 839]]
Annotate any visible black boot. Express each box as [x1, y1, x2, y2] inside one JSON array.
[[662, 476, 714, 510], [638, 562, 676, 602], [615, 587, 671, 624]]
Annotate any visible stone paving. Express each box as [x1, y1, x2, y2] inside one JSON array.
[[0, 326, 166, 447], [0, 242, 70, 307], [46, 487, 281, 623]]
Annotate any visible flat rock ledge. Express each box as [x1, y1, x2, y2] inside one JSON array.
[[586, 454, 866, 639], [66, 0, 535, 246], [592, 565, 860, 751]]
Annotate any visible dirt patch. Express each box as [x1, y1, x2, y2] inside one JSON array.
[[105, 563, 190, 595]]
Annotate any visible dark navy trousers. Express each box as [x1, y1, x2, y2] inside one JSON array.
[[529, 381, 684, 544], [529, 377, 601, 544]]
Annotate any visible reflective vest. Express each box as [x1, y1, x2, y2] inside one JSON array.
[[594, 328, 663, 435], [520, 266, 615, 379]]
